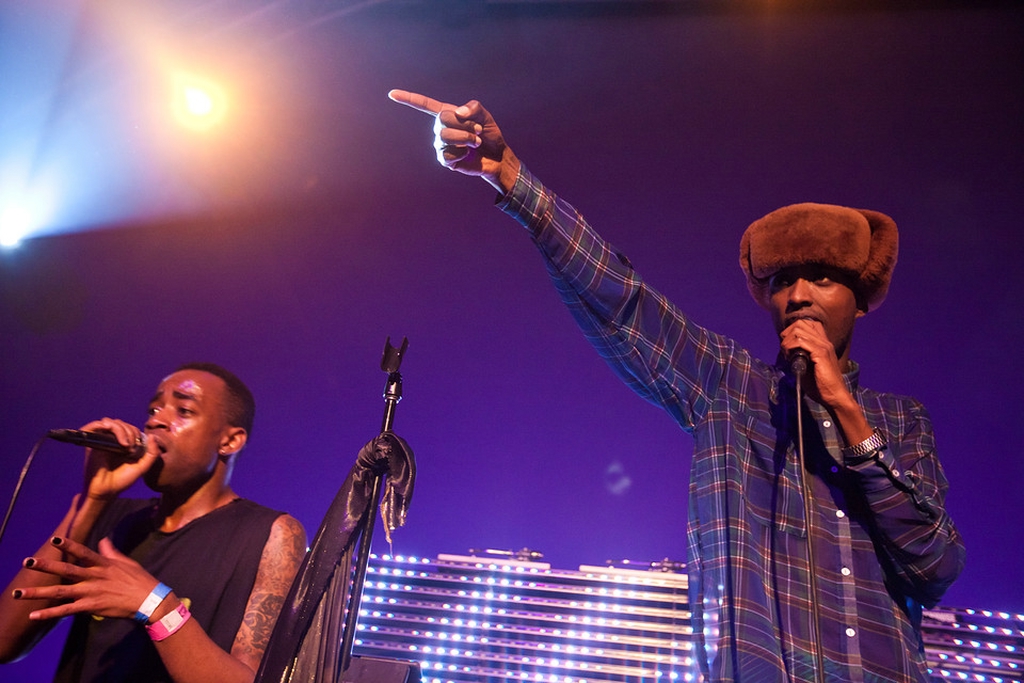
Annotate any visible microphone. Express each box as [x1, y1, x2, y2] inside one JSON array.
[[790, 349, 811, 377], [47, 429, 146, 458]]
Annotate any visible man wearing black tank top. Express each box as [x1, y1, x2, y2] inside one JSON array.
[[0, 363, 308, 683]]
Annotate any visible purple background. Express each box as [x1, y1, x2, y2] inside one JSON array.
[[1, 2, 1021, 679]]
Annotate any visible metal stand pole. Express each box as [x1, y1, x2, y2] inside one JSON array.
[[339, 337, 408, 677]]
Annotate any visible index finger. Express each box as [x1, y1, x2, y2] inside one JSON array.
[[387, 89, 454, 116], [51, 536, 101, 563]]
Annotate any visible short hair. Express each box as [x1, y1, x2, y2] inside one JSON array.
[[175, 362, 255, 436]]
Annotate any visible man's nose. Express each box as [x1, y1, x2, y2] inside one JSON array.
[[145, 407, 169, 430], [787, 278, 813, 305]]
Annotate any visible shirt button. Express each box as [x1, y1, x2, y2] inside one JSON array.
[[846, 627, 857, 637], [830, 465, 839, 474], [892, 470, 900, 477], [841, 567, 851, 576], [836, 510, 846, 518], [823, 420, 832, 428]]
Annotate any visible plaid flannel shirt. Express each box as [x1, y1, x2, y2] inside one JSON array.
[[498, 165, 964, 683]]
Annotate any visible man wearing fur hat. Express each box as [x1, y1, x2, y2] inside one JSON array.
[[391, 90, 964, 683]]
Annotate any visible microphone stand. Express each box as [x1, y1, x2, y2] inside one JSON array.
[[794, 362, 826, 683], [339, 337, 409, 677]]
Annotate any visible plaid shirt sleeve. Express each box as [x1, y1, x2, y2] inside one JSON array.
[[497, 164, 738, 432], [846, 395, 965, 608]]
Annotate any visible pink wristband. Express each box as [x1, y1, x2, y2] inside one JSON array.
[[145, 602, 191, 641]]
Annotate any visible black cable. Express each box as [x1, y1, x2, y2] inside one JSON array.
[[0, 437, 47, 548], [795, 375, 827, 682]]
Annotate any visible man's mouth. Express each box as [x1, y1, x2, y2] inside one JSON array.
[[785, 314, 821, 327], [145, 435, 169, 453]]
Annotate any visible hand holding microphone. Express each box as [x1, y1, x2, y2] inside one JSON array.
[[780, 318, 857, 412], [48, 429, 147, 459], [781, 320, 815, 379], [48, 418, 157, 499]]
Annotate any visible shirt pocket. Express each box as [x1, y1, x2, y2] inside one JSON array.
[[737, 415, 807, 537]]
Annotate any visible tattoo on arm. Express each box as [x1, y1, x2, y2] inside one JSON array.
[[231, 515, 307, 668]]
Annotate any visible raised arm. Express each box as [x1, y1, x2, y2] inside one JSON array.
[[390, 89, 735, 430], [388, 89, 521, 194]]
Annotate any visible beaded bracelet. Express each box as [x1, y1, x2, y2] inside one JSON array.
[[134, 582, 172, 623]]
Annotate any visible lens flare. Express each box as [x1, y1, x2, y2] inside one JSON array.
[[0, 205, 32, 248], [173, 73, 227, 131]]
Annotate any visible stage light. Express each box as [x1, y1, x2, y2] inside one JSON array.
[[0, 204, 32, 248], [172, 72, 228, 132], [0, 182, 54, 247], [184, 86, 215, 117]]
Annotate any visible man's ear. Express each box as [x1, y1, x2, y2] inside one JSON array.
[[218, 427, 248, 457]]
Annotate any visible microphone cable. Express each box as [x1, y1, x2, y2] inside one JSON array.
[[794, 368, 827, 683], [0, 437, 46, 548]]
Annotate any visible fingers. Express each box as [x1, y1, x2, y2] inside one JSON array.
[[780, 319, 828, 351], [780, 320, 849, 397], [17, 538, 96, 589], [430, 107, 487, 168], [388, 89, 455, 116], [79, 417, 144, 451], [14, 577, 98, 621], [96, 536, 129, 561], [37, 536, 101, 569], [14, 576, 85, 601], [51, 535, 105, 566], [14, 537, 150, 621], [436, 109, 482, 140], [392, 89, 508, 185], [780, 320, 832, 376], [389, 89, 483, 131], [13, 581, 85, 621], [434, 132, 480, 165]]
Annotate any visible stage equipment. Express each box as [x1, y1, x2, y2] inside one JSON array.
[[256, 337, 419, 683], [355, 553, 693, 682], [349, 553, 1024, 683]]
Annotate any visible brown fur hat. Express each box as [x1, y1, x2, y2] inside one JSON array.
[[739, 202, 899, 312]]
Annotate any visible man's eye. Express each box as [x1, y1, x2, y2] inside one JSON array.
[[178, 407, 194, 416]]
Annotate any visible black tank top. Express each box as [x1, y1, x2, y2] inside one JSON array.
[[53, 497, 283, 683]]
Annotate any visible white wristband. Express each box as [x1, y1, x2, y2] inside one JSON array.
[[146, 602, 191, 641], [134, 582, 172, 623]]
